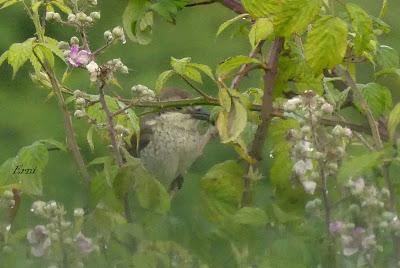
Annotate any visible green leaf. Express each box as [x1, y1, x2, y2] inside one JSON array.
[[39, 139, 67, 152], [273, 0, 322, 37], [217, 14, 249, 37], [376, 45, 399, 69], [305, 16, 348, 73], [87, 125, 95, 151], [8, 39, 34, 78], [242, 0, 277, 18], [355, 83, 392, 118], [338, 151, 383, 181], [113, 156, 170, 214], [388, 103, 400, 141], [216, 98, 248, 143], [151, 0, 188, 22], [346, 3, 374, 56], [0, 50, 8, 67], [170, 57, 202, 83], [200, 160, 244, 222], [264, 237, 311, 268], [216, 55, 262, 78], [189, 63, 215, 81], [218, 88, 232, 112], [155, 70, 175, 93], [51, 0, 72, 14], [232, 207, 268, 226], [248, 18, 273, 49], [123, 0, 153, 45], [0, 0, 20, 9]]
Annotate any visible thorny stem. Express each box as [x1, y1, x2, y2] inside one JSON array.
[[32, 48, 91, 185], [218, 0, 246, 14], [98, 82, 133, 222], [242, 37, 284, 206], [309, 109, 337, 267], [179, 75, 214, 100], [340, 67, 400, 263]]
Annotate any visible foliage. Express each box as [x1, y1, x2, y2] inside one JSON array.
[[1, 0, 400, 267]]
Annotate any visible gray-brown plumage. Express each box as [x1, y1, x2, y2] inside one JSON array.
[[129, 88, 216, 191]]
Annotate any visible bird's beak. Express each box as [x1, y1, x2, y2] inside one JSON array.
[[188, 106, 210, 121]]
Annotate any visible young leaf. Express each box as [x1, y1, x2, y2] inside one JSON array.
[[242, 0, 277, 18], [7, 38, 34, 78], [388, 103, 400, 141], [346, 3, 374, 56], [232, 207, 268, 226], [171, 57, 202, 83], [216, 98, 248, 143], [0, 50, 8, 67], [338, 151, 383, 181], [217, 14, 249, 37], [376, 45, 399, 69], [355, 83, 392, 118], [305, 16, 348, 73], [216, 55, 262, 79], [248, 18, 273, 49]]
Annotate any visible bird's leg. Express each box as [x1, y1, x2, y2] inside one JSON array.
[[168, 175, 184, 197]]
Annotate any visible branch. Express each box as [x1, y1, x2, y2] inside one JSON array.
[[98, 83, 123, 166], [218, 0, 245, 14], [231, 41, 264, 89], [32, 48, 91, 184], [186, 1, 216, 7], [242, 37, 284, 206]]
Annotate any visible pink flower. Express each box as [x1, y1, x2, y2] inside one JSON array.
[[74, 232, 95, 256], [329, 221, 344, 234], [68, 45, 91, 67]]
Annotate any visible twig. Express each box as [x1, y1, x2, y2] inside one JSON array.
[[98, 83, 123, 166], [231, 41, 264, 89], [98, 82, 132, 222], [186, 1, 215, 7], [218, 0, 245, 14], [242, 37, 284, 206], [32, 48, 91, 184], [179, 75, 214, 100]]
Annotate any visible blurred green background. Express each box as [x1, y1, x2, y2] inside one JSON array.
[[0, 0, 399, 229]]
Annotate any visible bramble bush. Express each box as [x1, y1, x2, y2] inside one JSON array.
[[1, 0, 400, 267]]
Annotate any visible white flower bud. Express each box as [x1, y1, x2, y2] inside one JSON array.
[[88, 0, 97, 5], [302, 180, 317, 194], [70, 36, 80, 45], [76, 12, 87, 22], [75, 97, 86, 105], [86, 61, 99, 73], [90, 12, 101, 20], [85, 16, 93, 23], [74, 110, 86, 118], [58, 41, 69, 50], [283, 97, 301, 112], [321, 103, 334, 114], [2, 190, 13, 199], [53, 13, 61, 22], [120, 65, 129, 74], [74, 208, 85, 217], [332, 125, 344, 136], [68, 13, 76, 23], [343, 127, 352, 138], [112, 26, 124, 38], [104, 30, 113, 41], [45, 12, 54, 21]]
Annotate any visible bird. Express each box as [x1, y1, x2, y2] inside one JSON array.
[[128, 88, 217, 193]]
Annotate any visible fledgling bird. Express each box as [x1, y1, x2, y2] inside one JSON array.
[[129, 88, 216, 192]]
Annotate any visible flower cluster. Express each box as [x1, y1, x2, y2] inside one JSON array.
[[27, 201, 97, 264], [131, 85, 156, 101], [284, 91, 352, 194]]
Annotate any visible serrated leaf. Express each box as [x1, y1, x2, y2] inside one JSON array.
[[216, 98, 248, 143], [51, 0, 72, 14], [305, 16, 348, 73], [155, 70, 175, 93], [0, 50, 8, 67], [346, 3, 374, 56], [200, 160, 244, 222], [242, 0, 277, 18], [355, 83, 392, 118], [189, 63, 215, 81], [376, 45, 399, 69], [123, 0, 153, 45], [39, 139, 67, 152], [232, 207, 268, 226], [216, 55, 262, 78], [218, 88, 232, 112], [388, 103, 400, 141], [338, 151, 382, 181], [8, 39, 33, 78], [171, 57, 202, 83], [217, 13, 249, 37], [249, 18, 273, 49], [0, 0, 20, 9], [113, 156, 170, 214]]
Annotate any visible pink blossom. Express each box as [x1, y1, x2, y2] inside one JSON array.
[[68, 45, 91, 67]]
